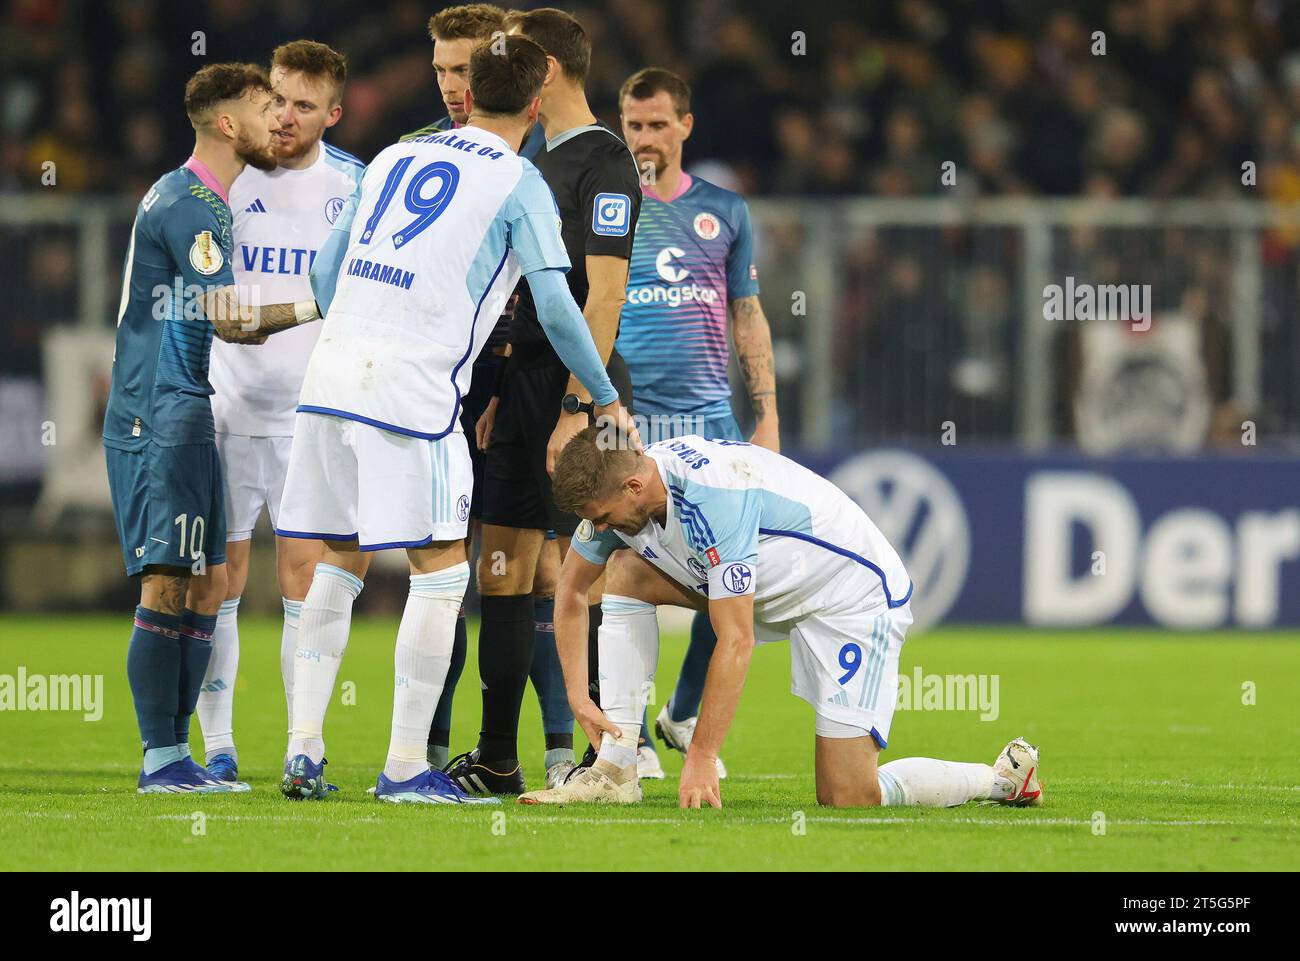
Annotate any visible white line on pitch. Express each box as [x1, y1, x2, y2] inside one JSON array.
[[1045, 779, 1300, 792], [10, 810, 1296, 829], [139, 813, 1300, 828]]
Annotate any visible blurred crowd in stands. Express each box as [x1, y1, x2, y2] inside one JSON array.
[[6, 0, 1300, 200], [4, 0, 1300, 452]]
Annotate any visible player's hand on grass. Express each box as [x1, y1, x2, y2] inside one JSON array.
[[749, 417, 780, 453], [593, 400, 643, 453], [679, 750, 722, 810], [476, 396, 499, 451], [571, 696, 621, 749]]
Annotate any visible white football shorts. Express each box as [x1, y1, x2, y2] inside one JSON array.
[[215, 432, 293, 541], [276, 411, 472, 550], [788, 575, 913, 750]]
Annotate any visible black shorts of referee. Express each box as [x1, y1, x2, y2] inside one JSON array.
[[481, 343, 634, 537], [459, 348, 507, 521]]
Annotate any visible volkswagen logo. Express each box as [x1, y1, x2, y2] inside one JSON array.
[[829, 450, 970, 630]]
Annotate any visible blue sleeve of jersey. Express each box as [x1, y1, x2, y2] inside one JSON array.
[[570, 522, 623, 565], [671, 479, 761, 600], [160, 195, 235, 289], [524, 268, 617, 406], [309, 177, 361, 314], [725, 198, 760, 300], [503, 166, 571, 275]]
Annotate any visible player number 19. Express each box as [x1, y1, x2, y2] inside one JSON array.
[[359, 156, 460, 249]]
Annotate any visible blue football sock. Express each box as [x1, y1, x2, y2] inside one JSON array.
[[530, 596, 574, 749], [669, 610, 719, 722], [126, 606, 183, 753], [639, 711, 654, 749], [143, 745, 186, 775], [428, 607, 467, 755], [175, 608, 217, 752]]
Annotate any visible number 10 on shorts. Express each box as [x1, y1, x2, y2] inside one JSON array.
[[173, 513, 206, 571]]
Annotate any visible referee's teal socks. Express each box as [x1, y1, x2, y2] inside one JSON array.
[[127, 606, 183, 769]]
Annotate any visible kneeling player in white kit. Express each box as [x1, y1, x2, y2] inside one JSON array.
[[521, 428, 1043, 809], [275, 36, 638, 804], [198, 42, 363, 784]]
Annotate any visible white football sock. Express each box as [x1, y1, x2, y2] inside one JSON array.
[[878, 757, 1010, 807], [197, 597, 240, 761], [382, 563, 468, 783], [597, 595, 659, 735], [595, 731, 639, 772], [281, 597, 302, 734], [288, 564, 362, 764]]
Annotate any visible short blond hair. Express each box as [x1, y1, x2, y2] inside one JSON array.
[[271, 40, 348, 104], [551, 426, 642, 515], [429, 4, 507, 42]]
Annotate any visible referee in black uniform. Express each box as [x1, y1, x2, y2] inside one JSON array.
[[447, 7, 640, 794]]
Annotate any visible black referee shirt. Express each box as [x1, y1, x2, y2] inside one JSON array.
[[509, 121, 642, 358]]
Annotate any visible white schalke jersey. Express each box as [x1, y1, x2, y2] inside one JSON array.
[[211, 143, 365, 436], [572, 437, 913, 626], [297, 126, 568, 438]]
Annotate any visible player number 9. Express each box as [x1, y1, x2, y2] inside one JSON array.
[[837, 642, 862, 685]]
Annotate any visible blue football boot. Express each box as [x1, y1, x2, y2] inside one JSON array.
[[138, 757, 236, 794], [374, 768, 501, 805], [281, 754, 332, 800], [203, 753, 252, 791]]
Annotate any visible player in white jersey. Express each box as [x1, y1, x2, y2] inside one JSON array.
[[274, 36, 639, 804], [196, 42, 364, 785], [519, 428, 1044, 810]]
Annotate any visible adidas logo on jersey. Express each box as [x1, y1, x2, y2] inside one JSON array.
[[244, 198, 267, 213]]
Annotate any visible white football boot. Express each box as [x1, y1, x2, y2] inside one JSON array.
[[655, 705, 728, 778], [517, 759, 642, 805], [636, 745, 666, 780], [993, 736, 1044, 806]]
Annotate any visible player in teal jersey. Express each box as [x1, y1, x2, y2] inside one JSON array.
[[617, 68, 781, 777], [105, 63, 325, 793]]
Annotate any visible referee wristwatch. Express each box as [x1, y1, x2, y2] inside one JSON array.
[[561, 393, 595, 416]]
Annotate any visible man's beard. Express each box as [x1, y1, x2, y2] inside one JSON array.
[[637, 151, 666, 182], [274, 129, 317, 163], [235, 131, 277, 171]]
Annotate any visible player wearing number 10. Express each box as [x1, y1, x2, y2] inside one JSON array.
[[273, 35, 638, 805], [104, 63, 326, 794]]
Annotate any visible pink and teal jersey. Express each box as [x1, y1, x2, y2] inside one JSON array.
[[104, 157, 235, 452], [616, 174, 759, 420]]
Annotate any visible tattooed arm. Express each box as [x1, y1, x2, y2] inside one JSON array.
[[729, 294, 780, 452], [200, 287, 320, 344]]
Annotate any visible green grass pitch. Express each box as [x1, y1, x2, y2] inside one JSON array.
[[1, 614, 1296, 871]]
